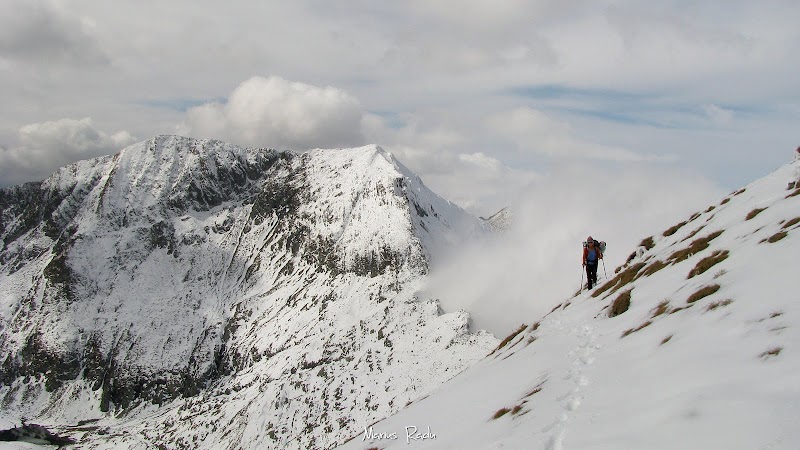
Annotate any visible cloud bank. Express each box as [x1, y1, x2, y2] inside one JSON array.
[[424, 163, 725, 337], [178, 76, 365, 150], [0, 118, 135, 186]]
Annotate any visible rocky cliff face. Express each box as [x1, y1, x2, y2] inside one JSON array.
[[0, 135, 496, 449]]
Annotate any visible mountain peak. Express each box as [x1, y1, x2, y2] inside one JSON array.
[[0, 136, 494, 449]]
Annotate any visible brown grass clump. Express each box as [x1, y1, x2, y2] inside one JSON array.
[[641, 259, 669, 277], [639, 236, 655, 250], [689, 212, 701, 222], [733, 188, 747, 196], [706, 299, 733, 312], [681, 226, 705, 242], [609, 290, 632, 318], [782, 217, 800, 229], [592, 262, 647, 298], [492, 408, 512, 419], [687, 250, 729, 279], [660, 335, 673, 345], [705, 205, 716, 213], [625, 251, 637, 265], [686, 284, 721, 304], [491, 324, 528, 355], [720, 197, 731, 205], [621, 321, 653, 338], [667, 230, 724, 265], [651, 300, 671, 318], [786, 188, 800, 199], [524, 387, 543, 398], [663, 220, 688, 237], [765, 231, 788, 243], [511, 405, 523, 415], [759, 347, 782, 359], [745, 207, 767, 221]]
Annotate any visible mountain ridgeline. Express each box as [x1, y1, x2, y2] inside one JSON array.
[[0, 135, 495, 449]]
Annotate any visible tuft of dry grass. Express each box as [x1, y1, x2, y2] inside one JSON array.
[[492, 408, 512, 419], [625, 251, 637, 265], [759, 347, 782, 359], [592, 262, 647, 298], [687, 250, 729, 279], [609, 290, 632, 318], [713, 269, 727, 279], [511, 405, 524, 415], [705, 205, 716, 213], [706, 299, 733, 312], [786, 187, 800, 199], [733, 188, 747, 196], [667, 230, 724, 265], [688, 212, 701, 222], [639, 236, 655, 250], [524, 387, 543, 397], [621, 320, 653, 338], [782, 217, 800, 229], [720, 197, 731, 205], [491, 324, 527, 355], [765, 231, 788, 243], [745, 207, 767, 221], [663, 220, 688, 237], [687, 284, 721, 303], [642, 259, 669, 277], [681, 226, 706, 243], [660, 335, 673, 345], [529, 322, 540, 332], [651, 300, 671, 318]]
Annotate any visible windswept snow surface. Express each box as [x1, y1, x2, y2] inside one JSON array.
[[343, 157, 800, 449], [0, 136, 495, 449]]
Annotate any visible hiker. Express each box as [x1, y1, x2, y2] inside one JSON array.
[[583, 236, 603, 289]]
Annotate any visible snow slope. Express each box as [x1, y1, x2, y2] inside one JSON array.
[[0, 135, 495, 449], [344, 156, 800, 449]]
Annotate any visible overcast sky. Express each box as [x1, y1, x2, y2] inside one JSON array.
[[0, 0, 798, 217], [2, 1, 797, 333]]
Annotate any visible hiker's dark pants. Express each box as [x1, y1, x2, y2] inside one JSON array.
[[586, 262, 598, 289]]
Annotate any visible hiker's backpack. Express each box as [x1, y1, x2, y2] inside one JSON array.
[[583, 239, 607, 256]]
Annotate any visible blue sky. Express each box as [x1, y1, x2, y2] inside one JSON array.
[[0, 0, 797, 217]]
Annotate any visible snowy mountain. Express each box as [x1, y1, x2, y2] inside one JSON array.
[[480, 207, 512, 232], [0, 135, 496, 449], [345, 155, 800, 449]]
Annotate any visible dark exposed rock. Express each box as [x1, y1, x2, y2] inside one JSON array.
[[0, 422, 76, 445]]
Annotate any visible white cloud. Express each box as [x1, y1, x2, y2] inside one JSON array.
[[424, 162, 725, 337], [458, 152, 503, 171], [178, 76, 365, 150], [487, 107, 673, 161], [0, 118, 135, 186]]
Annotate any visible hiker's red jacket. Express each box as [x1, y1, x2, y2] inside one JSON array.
[[583, 246, 603, 265]]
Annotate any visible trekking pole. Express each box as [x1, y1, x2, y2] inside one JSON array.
[[602, 259, 608, 280], [580, 265, 584, 292]]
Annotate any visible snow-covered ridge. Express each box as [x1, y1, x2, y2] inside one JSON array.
[[0, 135, 495, 449], [480, 207, 512, 231], [347, 156, 800, 449]]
